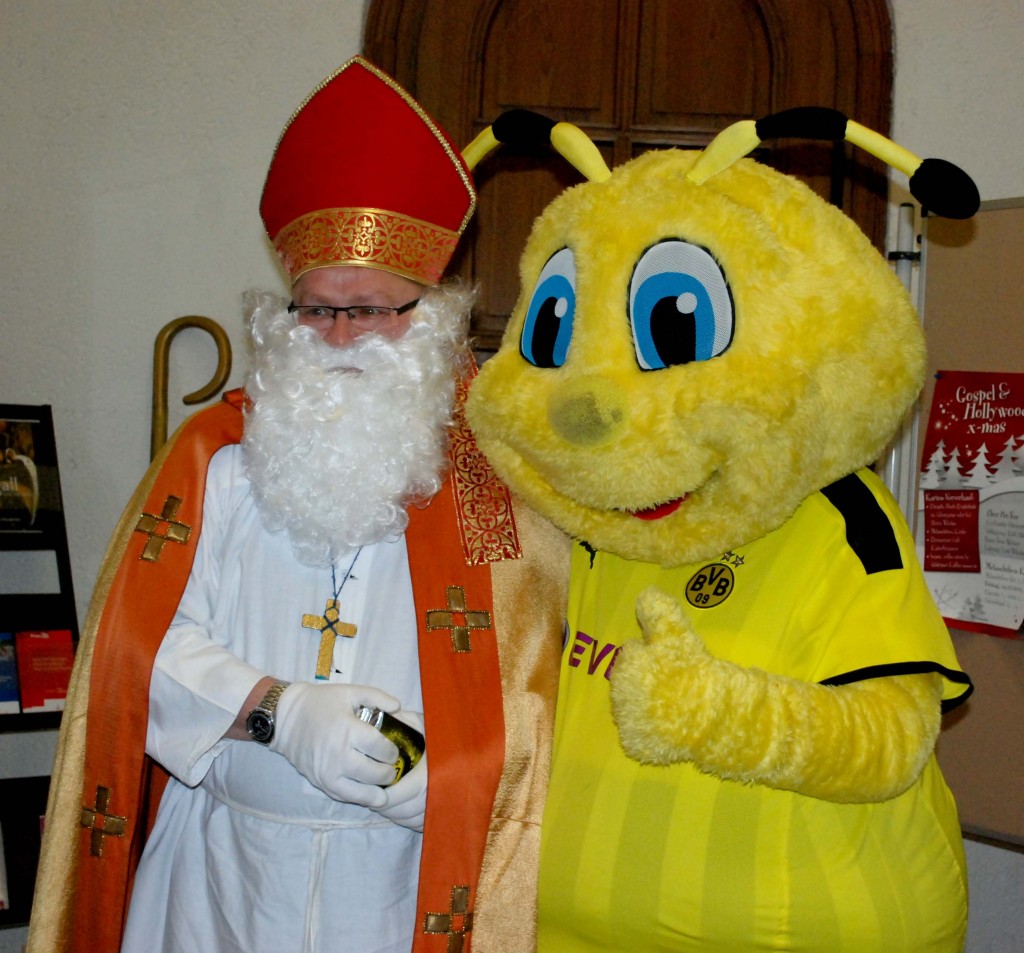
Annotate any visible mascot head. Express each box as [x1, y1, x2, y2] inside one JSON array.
[[464, 108, 978, 567]]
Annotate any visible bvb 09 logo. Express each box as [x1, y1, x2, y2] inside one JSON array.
[[685, 562, 735, 608]]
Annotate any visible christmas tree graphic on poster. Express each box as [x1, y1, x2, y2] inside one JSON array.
[[917, 370, 1024, 637]]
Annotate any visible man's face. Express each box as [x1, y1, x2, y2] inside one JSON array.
[[291, 266, 424, 347], [242, 283, 472, 564]]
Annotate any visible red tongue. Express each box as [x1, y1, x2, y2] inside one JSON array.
[[631, 496, 685, 520]]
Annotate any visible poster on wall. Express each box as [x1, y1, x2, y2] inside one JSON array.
[[917, 370, 1024, 638], [0, 410, 63, 538]]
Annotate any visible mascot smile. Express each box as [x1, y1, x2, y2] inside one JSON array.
[[464, 107, 979, 952]]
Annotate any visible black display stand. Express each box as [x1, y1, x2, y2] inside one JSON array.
[[0, 775, 50, 928], [0, 404, 78, 733]]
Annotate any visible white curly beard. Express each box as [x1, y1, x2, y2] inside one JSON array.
[[241, 284, 472, 567]]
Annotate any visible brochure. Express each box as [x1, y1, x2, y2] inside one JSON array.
[[15, 630, 74, 712]]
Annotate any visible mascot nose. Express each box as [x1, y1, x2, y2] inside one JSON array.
[[548, 377, 628, 446]]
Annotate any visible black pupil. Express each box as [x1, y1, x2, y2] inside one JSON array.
[[649, 296, 696, 366], [526, 297, 562, 367]]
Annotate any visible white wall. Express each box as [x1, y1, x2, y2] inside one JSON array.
[[0, 3, 369, 948], [1, 1, 372, 618], [1, 0, 1022, 950], [890, 0, 1024, 202]]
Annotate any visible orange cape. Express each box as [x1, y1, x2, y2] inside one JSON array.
[[28, 388, 568, 952]]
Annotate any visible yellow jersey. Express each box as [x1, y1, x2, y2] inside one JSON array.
[[538, 469, 971, 952]]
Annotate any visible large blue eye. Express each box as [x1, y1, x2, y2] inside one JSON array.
[[629, 240, 733, 370], [521, 248, 576, 368]]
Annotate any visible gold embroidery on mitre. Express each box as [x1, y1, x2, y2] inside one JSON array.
[[425, 586, 492, 653], [450, 375, 522, 566], [134, 495, 192, 562], [423, 884, 474, 953], [274, 207, 459, 286], [80, 785, 128, 857]]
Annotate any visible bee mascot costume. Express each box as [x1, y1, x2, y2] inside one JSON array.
[[461, 107, 979, 952]]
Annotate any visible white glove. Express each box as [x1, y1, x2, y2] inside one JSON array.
[[375, 709, 427, 832], [270, 682, 400, 808]]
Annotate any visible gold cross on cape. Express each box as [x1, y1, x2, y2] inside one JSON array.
[[134, 495, 191, 562], [302, 598, 357, 680], [80, 785, 128, 857], [423, 885, 473, 951], [425, 586, 492, 653]]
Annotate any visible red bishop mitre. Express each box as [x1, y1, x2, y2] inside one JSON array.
[[260, 56, 476, 286]]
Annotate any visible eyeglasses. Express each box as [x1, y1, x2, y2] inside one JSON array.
[[287, 298, 420, 331]]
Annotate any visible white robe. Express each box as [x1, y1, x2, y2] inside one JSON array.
[[121, 445, 424, 953]]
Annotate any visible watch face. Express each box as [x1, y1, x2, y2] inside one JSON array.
[[247, 710, 274, 744]]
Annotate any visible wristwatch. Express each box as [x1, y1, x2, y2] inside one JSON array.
[[245, 681, 290, 745]]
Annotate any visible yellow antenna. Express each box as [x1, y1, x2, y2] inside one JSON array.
[[687, 106, 979, 219], [462, 110, 611, 182]]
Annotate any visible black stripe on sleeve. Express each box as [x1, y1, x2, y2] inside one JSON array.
[[820, 473, 903, 575], [820, 661, 974, 713]]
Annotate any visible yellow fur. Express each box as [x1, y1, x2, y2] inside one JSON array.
[[467, 150, 923, 569], [612, 588, 942, 802], [467, 144, 944, 805], [465, 118, 972, 949]]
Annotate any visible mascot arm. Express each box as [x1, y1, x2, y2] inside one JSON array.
[[610, 587, 942, 803]]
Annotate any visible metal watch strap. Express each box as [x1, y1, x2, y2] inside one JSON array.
[[246, 680, 289, 744], [257, 680, 289, 713]]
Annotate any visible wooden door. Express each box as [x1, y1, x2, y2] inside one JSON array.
[[365, 0, 893, 351]]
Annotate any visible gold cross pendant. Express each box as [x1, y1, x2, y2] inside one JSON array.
[[302, 598, 357, 679]]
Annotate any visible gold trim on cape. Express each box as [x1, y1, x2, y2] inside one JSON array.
[[449, 375, 522, 566]]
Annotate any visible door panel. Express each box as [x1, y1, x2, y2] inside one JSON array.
[[365, 0, 892, 351], [636, 0, 772, 130]]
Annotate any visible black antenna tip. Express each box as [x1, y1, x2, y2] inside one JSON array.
[[755, 106, 849, 143], [492, 110, 557, 149], [910, 158, 981, 219]]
